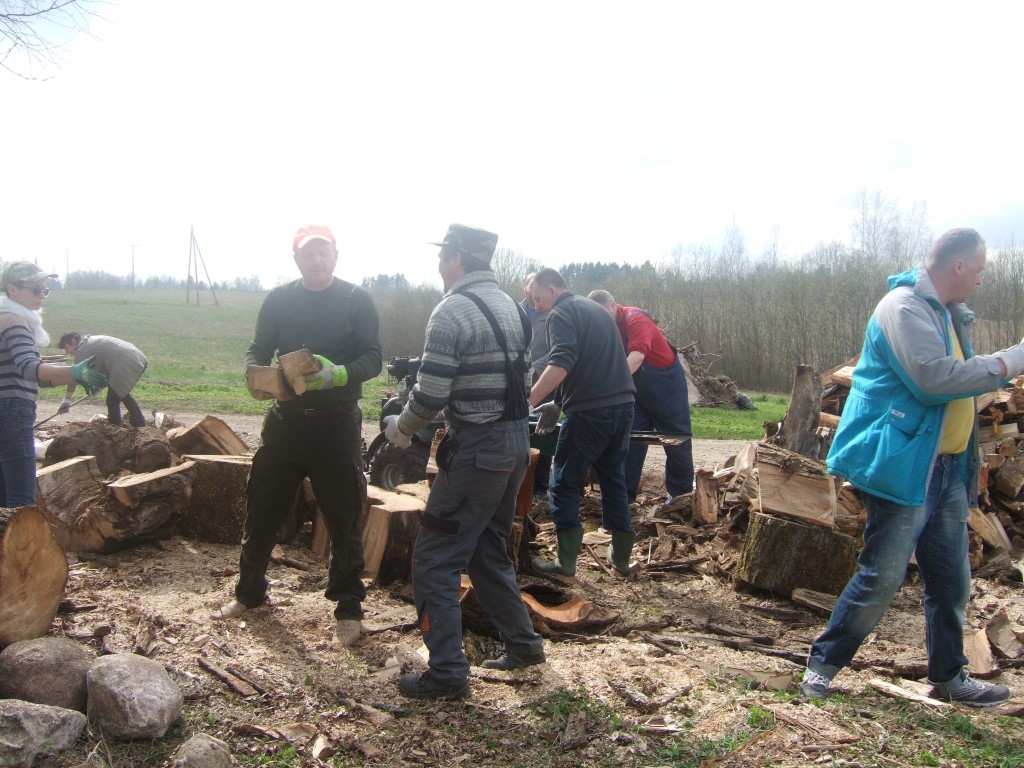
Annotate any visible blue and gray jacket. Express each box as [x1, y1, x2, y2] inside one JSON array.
[[827, 264, 1023, 507]]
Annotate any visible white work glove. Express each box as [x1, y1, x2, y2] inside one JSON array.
[[58, 397, 72, 414], [532, 402, 561, 435], [383, 415, 412, 449]]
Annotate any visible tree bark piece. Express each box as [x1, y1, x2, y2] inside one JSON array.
[[967, 507, 1012, 551], [735, 511, 857, 597], [168, 416, 249, 457], [0, 506, 69, 647], [778, 364, 827, 459], [179, 455, 309, 545], [756, 444, 838, 529]]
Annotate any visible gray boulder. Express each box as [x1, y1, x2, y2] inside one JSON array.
[[0, 699, 87, 767], [0, 637, 94, 712], [86, 653, 184, 740], [171, 734, 235, 768]]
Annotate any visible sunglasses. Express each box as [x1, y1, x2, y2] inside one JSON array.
[[16, 284, 49, 297]]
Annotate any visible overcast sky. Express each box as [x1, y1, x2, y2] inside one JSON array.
[[2, 1, 1022, 289]]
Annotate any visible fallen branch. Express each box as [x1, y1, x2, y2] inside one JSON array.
[[198, 657, 258, 697], [583, 543, 612, 577]]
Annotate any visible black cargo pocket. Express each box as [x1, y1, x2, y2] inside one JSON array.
[[436, 430, 456, 474]]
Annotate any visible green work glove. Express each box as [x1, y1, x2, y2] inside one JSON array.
[[69, 356, 108, 391], [304, 354, 349, 391]]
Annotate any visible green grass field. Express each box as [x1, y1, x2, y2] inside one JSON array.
[[36, 290, 787, 438]]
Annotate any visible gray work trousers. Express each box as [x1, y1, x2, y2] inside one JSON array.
[[412, 417, 543, 685]]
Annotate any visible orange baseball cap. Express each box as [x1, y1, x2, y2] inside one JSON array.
[[292, 225, 336, 250]]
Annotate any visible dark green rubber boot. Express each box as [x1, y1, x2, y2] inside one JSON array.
[[606, 530, 636, 576], [532, 527, 584, 576]]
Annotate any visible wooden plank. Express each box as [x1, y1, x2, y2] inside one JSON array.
[[967, 507, 1013, 551], [869, 678, 950, 708], [105, 462, 196, 508], [791, 587, 838, 614]]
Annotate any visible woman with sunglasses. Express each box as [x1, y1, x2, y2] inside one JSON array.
[[0, 261, 107, 506]]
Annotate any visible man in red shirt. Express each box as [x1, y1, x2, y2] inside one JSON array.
[[589, 291, 694, 502]]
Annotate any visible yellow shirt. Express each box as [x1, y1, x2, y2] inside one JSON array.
[[938, 321, 973, 455]]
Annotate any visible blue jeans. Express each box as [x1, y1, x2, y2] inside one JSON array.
[[549, 402, 634, 533], [412, 419, 542, 685], [626, 360, 694, 499], [0, 397, 38, 506], [808, 454, 970, 683]]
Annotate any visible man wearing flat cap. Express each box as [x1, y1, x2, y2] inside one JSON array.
[[384, 223, 545, 700], [212, 225, 382, 649]]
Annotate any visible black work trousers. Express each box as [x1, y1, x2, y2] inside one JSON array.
[[234, 403, 367, 619]]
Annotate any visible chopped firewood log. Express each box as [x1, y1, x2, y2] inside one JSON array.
[[0, 506, 68, 647], [986, 610, 1024, 660], [967, 507, 1012, 551], [278, 349, 321, 397], [756, 443, 838, 529], [735, 511, 856, 597], [105, 462, 196, 508], [245, 365, 294, 401], [692, 469, 719, 525], [361, 489, 424, 586], [964, 627, 999, 677], [790, 587, 839, 614], [167, 415, 249, 456], [775, 364, 830, 460], [43, 422, 173, 476]]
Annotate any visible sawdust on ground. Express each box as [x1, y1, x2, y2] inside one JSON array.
[[39, 410, 1024, 767]]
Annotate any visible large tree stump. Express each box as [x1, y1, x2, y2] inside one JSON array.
[[0, 506, 68, 647], [167, 416, 249, 457], [735, 511, 857, 597], [43, 423, 173, 476], [178, 455, 308, 544]]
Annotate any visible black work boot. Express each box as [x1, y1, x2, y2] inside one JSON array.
[[398, 672, 470, 701], [481, 648, 546, 670], [532, 527, 583, 576]]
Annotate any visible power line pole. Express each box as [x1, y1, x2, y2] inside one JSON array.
[[129, 243, 139, 295]]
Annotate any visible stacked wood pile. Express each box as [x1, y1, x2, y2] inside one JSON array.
[[820, 357, 1024, 571]]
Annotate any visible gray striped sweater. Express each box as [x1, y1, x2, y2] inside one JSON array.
[[399, 271, 530, 433], [0, 315, 42, 401]]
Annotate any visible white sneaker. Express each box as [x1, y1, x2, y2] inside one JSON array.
[[333, 619, 362, 646], [210, 599, 249, 620]]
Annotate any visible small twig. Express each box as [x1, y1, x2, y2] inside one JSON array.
[[584, 543, 612, 576], [225, 664, 268, 695]]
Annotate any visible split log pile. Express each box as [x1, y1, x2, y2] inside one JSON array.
[[33, 415, 309, 554], [819, 357, 1024, 575]]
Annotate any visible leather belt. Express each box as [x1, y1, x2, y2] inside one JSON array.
[[277, 401, 355, 417]]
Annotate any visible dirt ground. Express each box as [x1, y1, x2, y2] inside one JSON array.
[[34, 410, 1024, 767]]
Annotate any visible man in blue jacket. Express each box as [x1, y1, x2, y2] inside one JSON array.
[[801, 228, 1024, 706]]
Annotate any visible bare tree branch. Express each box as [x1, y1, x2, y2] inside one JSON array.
[[0, 0, 103, 79]]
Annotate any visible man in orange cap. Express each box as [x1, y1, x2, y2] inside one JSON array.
[[211, 225, 382, 648]]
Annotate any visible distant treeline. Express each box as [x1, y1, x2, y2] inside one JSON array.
[[363, 228, 1024, 393], [59, 271, 264, 292]]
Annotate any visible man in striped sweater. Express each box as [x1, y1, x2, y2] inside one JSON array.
[[384, 224, 544, 700]]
